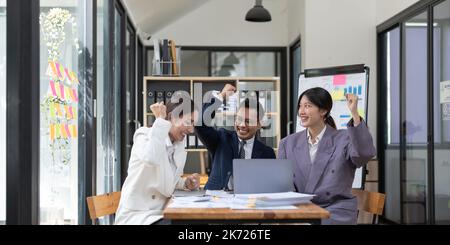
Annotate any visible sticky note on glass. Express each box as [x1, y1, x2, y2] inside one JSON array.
[[71, 125, 78, 138], [50, 81, 57, 97], [49, 61, 59, 79], [55, 63, 63, 80], [55, 124, 61, 139], [55, 103, 62, 117], [59, 84, 65, 100], [64, 124, 72, 138], [50, 124, 55, 141], [72, 89, 78, 102], [65, 87, 72, 103], [64, 68, 72, 83], [331, 90, 345, 101], [333, 75, 347, 86], [49, 102, 55, 118], [61, 124, 68, 139]]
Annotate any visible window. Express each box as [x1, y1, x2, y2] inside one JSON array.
[[211, 52, 277, 77], [39, 1, 88, 225], [403, 11, 428, 224], [0, 0, 6, 225], [380, 27, 401, 223], [433, 0, 450, 225], [378, 1, 450, 224]]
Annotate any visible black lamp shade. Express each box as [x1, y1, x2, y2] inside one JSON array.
[[245, 0, 272, 22]]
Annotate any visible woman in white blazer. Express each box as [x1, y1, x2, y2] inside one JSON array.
[[115, 99, 200, 225]]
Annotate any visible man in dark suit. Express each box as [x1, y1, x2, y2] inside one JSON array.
[[195, 84, 276, 190]]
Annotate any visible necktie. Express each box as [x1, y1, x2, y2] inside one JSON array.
[[238, 140, 247, 159]]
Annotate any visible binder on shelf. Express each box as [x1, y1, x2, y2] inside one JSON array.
[[156, 91, 165, 103], [165, 91, 174, 104], [147, 91, 155, 112]]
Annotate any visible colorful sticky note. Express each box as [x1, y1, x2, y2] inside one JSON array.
[[331, 90, 345, 101], [61, 124, 68, 139], [64, 68, 71, 83], [69, 71, 79, 84], [64, 124, 71, 138], [70, 125, 78, 138], [49, 102, 56, 118], [72, 89, 78, 102], [59, 64, 66, 81], [49, 81, 57, 97], [55, 63, 63, 80], [54, 103, 62, 117], [64, 105, 70, 119], [72, 108, 77, 119], [333, 75, 347, 86], [68, 106, 74, 119], [65, 87, 72, 103], [50, 124, 55, 141], [55, 124, 61, 139], [59, 84, 65, 100], [49, 61, 59, 79]]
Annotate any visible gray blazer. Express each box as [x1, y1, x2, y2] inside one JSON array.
[[278, 120, 376, 225]]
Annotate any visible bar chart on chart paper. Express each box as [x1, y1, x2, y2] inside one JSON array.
[[297, 72, 367, 132]]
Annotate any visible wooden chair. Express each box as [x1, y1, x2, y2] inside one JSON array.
[[352, 189, 386, 224], [86, 192, 121, 224]]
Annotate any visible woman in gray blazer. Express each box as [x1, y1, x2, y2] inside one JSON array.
[[278, 87, 376, 225]]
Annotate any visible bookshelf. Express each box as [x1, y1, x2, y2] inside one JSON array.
[[143, 76, 281, 174]]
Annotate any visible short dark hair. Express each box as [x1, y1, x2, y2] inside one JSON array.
[[238, 98, 265, 122]]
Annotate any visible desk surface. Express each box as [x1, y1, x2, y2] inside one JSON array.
[[163, 202, 330, 221]]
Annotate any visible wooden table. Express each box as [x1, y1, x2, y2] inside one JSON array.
[[163, 201, 330, 225]]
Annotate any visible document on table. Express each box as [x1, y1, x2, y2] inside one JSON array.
[[167, 191, 315, 209]]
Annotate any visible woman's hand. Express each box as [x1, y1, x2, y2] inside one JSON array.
[[150, 102, 167, 119], [346, 93, 361, 126], [185, 173, 200, 190]]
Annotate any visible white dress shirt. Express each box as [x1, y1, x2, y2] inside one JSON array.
[[306, 126, 327, 164], [228, 136, 255, 190]]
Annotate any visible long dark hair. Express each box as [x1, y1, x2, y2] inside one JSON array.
[[297, 87, 337, 129]]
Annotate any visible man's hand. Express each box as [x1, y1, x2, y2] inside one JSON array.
[[150, 102, 167, 119], [219, 84, 237, 99], [185, 173, 200, 190]]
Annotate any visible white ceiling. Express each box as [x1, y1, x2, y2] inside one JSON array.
[[123, 0, 210, 36]]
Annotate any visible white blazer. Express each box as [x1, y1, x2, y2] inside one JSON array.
[[114, 118, 187, 225]]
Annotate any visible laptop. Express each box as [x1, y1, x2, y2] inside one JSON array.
[[232, 159, 295, 194]]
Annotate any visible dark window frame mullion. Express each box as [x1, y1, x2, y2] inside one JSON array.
[[6, 0, 40, 225]]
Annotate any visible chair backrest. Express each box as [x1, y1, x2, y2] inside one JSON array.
[[352, 189, 386, 224], [86, 192, 121, 223]]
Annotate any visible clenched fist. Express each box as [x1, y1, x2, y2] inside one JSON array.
[[150, 102, 167, 119]]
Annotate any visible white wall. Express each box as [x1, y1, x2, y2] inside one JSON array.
[[149, 0, 288, 47], [376, 0, 420, 25]]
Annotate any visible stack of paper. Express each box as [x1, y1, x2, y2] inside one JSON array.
[[233, 192, 315, 209]]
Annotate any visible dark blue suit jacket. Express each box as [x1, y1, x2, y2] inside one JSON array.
[[195, 101, 276, 190]]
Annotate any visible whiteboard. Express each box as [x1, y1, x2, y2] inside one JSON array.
[[296, 71, 368, 189]]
